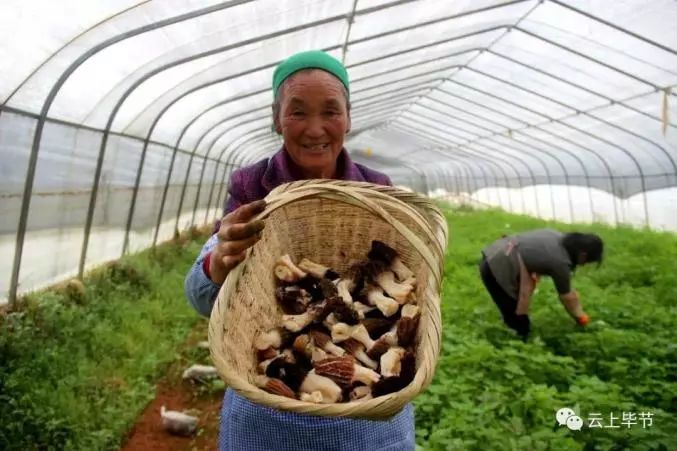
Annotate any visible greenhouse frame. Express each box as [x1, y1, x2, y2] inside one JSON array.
[[1, 0, 676, 305]]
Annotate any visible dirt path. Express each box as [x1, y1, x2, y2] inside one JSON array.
[[122, 321, 224, 451]]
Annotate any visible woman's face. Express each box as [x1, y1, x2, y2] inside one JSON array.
[[274, 70, 351, 177]]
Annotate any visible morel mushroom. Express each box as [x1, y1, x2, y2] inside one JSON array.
[[350, 385, 373, 401], [276, 286, 311, 314], [309, 330, 346, 357], [254, 375, 296, 399], [340, 338, 378, 370], [352, 301, 376, 319], [380, 346, 407, 378], [293, 334, 328, 362], [331, 323, 390, 360], [160, 406, 198, 436], [368, 240, 414, 282], [274, 254, 307, 282], [366, 286, 400, 317], [396, 304, 420, 347], [298, 258, 340, 280], [181, 364, 218, 382], [326, 296, 360, 325], [314, 356, 381, 386], [282, 300, 331, 332], [300, 390, 324, 403], [298, 370, 343, 403], [254, 327, 292, 360], [364, 261, 414, 304], [372, 351, 416, 397]]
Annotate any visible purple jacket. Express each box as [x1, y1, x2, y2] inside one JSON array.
[[215, 147, 391, 231]]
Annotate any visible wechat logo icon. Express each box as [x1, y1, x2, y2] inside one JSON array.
[[556, 407, 583, 431]]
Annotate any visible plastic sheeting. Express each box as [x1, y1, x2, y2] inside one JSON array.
[[1, 0, 676, 303]]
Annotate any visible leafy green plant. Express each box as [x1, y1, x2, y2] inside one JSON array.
[[415, 206, 677, 450], [0, 234, 208, 451]]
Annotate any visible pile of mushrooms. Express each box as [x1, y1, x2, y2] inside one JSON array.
[[253, 240, 420, 404]]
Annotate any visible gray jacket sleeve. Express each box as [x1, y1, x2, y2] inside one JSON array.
[[184, 233, 221, 317]]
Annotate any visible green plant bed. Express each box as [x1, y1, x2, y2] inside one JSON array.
[[0, 233, 208, 450], [416, 205, 676, 451]]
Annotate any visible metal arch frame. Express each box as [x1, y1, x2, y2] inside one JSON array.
[[7, 0, 676, 303], [9, 0, 421, 303], [394, 111, 548, 213], [430, 86, 620, 222], [408, 100, 579, 221], [187, 122, 275, 226], [9, 0, 261, 303], [419, 94, 595, 221], [129, 21, 673, 233], [177, 29, 668, 230], [177, 116, 266, 226], [385, 121, 532, 212], [117, 0, 526, 237], [125, 0, 534, 253], [433, 82, 641, 222], [392, 115, 509, 206], [461, 63, 670, 211], [386, 120, 529, 211], [389, 119, 539, 213], [150, 104, 270, 245]]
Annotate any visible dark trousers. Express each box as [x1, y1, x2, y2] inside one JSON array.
[[479, 257, 531, 340]]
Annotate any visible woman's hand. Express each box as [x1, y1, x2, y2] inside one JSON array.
[[209, 200, 266, 284]]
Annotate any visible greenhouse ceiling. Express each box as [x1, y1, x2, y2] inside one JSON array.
[[1, 0, 676, 303]]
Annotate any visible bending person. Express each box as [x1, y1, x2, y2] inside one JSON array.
[[480, 229, 603, 340]]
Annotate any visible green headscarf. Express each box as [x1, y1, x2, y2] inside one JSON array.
[[272, 50, 350, 99]]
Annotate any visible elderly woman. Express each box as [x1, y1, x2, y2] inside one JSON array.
[[184, 50, 415, 450]]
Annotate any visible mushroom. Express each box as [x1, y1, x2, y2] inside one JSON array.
[[380, 346, 406, 378], [257, 355, 280, 374], [396, 304, 420, 347], [364, 261, 414, 304], [350, 385, 373, 401], [254, 327, 292, 360], [352, 301, 376, 319], [298, 258, 340, 280], [181, 364, 218, 382], [309, 330, 346, 357], [372, 350, 416, 397], [274, 254, 307, 282], [276, 286, 311, 314], [323, 312, 339, 329], [340, 338, 378, 370], [331, 323, 390, 360], [160, 406, 198, 437], [368, 241, 414, 282], [300, 390, 324, 403], [366, 286, 400, 317], [314, 356, 381, 386], [298, 370, 343, 403], [335, 279, 354, 304], [362, 317, 395, 339], [264, 355, 310, 393], [319, 278, 339, 299], [254, 375, 296, 399], [325, 296, 360, 325], [282, 300, 331, 332]]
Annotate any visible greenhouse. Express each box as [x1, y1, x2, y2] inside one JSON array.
[[1, 1, 675, 450]]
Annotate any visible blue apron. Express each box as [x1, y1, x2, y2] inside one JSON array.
[[219, 388, 416, 450]]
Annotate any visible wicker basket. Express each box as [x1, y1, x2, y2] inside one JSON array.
[[208, 179, 448, 420]]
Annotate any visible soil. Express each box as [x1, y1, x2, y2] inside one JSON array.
[[122, 321, 224, 451]]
